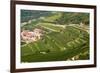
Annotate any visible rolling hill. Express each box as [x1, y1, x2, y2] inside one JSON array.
[[21, 10, 89, 62]]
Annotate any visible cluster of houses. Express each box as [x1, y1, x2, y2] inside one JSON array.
[[21, 28, 43, 43]]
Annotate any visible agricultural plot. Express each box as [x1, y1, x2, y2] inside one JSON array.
[[21, 10, 90, 62]]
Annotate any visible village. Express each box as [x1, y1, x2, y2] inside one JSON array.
[[21, 28, 43, 43]]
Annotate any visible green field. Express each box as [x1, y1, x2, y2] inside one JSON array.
[[21, 24, 89, 62], [21, 10, 89, 62]]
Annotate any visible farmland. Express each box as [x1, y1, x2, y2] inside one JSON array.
[[21, 10, 89, 62]]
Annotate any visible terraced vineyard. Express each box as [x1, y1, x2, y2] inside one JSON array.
[[21, 10, 89, 62], [21, 23, 89, 62]]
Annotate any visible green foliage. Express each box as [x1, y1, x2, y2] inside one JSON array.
[[56, 12, 89, 25], [21, 10, 52, 23]]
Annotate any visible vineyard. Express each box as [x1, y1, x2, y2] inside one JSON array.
[[21, 10, 89, 62]]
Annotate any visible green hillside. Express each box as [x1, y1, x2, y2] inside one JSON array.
[[21, 10, 89, 62]]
